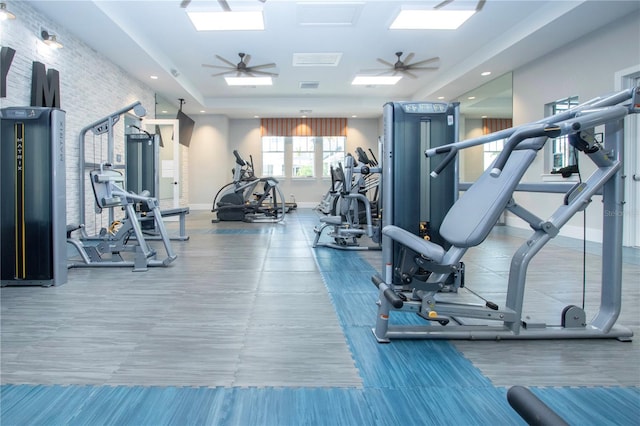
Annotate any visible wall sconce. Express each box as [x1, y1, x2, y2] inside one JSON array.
[[0, 2, 16, 20], [41, 30, 63, 49]]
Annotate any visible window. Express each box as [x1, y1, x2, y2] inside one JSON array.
[[483, 138, 505, 170], [292, 137, 315, 177], [322, 137, 346, 177], [548, 96, 579, 171], [260, 118, 348, 179], [262, 136, 285, 177]]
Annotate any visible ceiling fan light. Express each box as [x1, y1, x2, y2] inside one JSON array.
[[225, 76, 272, 86], [390, 10, 475, 30], [187, 11, 264, 31], [352, 76, 402, 86]]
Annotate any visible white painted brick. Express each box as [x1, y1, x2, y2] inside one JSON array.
[[1, 1, 156, 233]]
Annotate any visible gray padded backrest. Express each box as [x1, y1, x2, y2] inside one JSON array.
[[440, 149, 537, 248]]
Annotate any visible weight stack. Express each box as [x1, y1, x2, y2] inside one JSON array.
[[0, 107, 67, 286]]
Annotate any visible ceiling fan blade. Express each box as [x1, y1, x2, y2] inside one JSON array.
[[218, 0, 232, 12], [249, 63, 276, 70], [476, 0, 486, 12], [409, 66, 439, 71], [215, 55, 237, 68], [407, 57, 440, 67], [403, 70, 419, 79], [376, 58, 394, 67], [403, 52, 415, 64], [243, 54, 251, 65], [180, 0, 191, 8], [211, 70, 233, 77], [202, 64, 234, 69], [251, 70, 279, 76], [434, 0, 454, 9]]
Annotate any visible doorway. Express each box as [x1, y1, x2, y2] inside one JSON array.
[[141, 119, 181, 211]]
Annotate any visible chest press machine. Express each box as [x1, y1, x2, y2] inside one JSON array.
[[372, 87, 639, 342]]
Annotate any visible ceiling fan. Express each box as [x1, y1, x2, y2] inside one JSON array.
[[361, 52, 440, 79], [202, 52, 278, 77], [434, 0, 486, 12], [180, 0, 266, 11]]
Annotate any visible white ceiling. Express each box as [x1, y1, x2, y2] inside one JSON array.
[[25, 0, 640, 118]]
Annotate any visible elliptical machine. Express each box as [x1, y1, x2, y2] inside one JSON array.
[[212, 150, 288, 223]]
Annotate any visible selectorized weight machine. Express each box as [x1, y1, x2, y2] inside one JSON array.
[[67, 102, 179, 271], [313, 147, 382, 250], [372, 87, 639, 341], [0, 107, 67, 286]]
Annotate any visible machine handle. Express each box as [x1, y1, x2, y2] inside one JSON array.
[[233, 150, 246, 166], [507, 386, 568, 426], [430, 146, 458, 178], [371, 274, 404, 309]]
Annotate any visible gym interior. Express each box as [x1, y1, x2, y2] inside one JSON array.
[[1, 1, 639, 425]]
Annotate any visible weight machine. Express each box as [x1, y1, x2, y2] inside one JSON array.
[[372, 87, 639, 341], [313, 148, 382, 250], [67, 102, 178, 271]]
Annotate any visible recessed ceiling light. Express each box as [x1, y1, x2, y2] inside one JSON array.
[[352, 75, 402, 85], [390, 10, 475, 30], [468, 96, 476, 100], [187, 11, 264, 31], [150, 75, 158, 79], [225, 76, 272, 86], [481, 71, 491, 76], [162, 110, 168, 113], [351, 115, 357, 118], [437, 96, 445, 100], [200, 110, 205, 113]]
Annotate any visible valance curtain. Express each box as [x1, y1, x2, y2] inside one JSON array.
[[260, 118, 348, 137], [482, 118, 512, 135]]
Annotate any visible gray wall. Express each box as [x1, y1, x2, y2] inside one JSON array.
[[188, 117, 381, 208]]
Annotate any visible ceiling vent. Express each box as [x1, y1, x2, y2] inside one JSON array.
[[299, 81, 320, 89], [293, 53, 342, 67]]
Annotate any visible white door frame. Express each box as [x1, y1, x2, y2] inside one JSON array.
[[142, 118, 180, 209]]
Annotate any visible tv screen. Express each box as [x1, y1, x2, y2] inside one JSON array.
[[176, 110, 195, 147]]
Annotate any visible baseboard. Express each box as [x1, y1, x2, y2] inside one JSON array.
[[504, 217, 602, 243]]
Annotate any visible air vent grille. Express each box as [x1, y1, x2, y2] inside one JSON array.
[[299, 81, 320, 89]]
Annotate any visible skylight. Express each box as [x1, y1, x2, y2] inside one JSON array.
[[187, 11, 264, 31], [390, 10, 475, 30]]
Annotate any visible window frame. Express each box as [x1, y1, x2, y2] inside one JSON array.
[[261, 136, 285, 177], [546, 95, 579, 172]]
